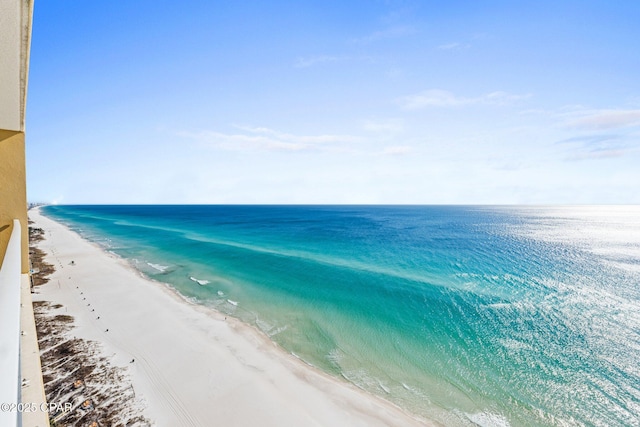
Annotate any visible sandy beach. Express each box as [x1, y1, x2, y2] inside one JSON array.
[[29, 208, 432, 427]]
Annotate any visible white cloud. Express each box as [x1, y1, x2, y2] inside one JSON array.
[[236, 126, 360, 144], [180, 130, 305, 151], [294, 55, 342, 68], [397, 89, 531, 109], [556, 134, 622, 147], [437, 42, 471, 50], [565, 150, 626, 161], [484, 91, 531, 105], [400, 89, 466, 108], [362, 118, 404, 133], [352, 26, 416, 43], [381, 145, 412, 155], [294, 54, 375, 69], [555, 133, 636, 161], [563, 109, 640, 130], [178, 126, 360, 152]]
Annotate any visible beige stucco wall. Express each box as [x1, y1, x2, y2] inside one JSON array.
[[1, 0, 33, 273], [0, 0, 33, 132], [0, 0, 21, 131], [0, 130, 29, 273]]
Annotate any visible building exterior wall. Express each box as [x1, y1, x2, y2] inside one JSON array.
[[0, 0, 22, 131], [0, 0, 33, 132], [0, 3, 45, 426], [0, 130, 28, 273], [0, 0, 32, 273]]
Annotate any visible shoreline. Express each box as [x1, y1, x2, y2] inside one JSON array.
[[30, 207, 434, 427]]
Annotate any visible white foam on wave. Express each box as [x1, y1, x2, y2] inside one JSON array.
[[378, 380, 390, 394], [256, 317, 289, 337], [256, 317, 288, 337], [466, 412, 511, 427], [290, 352, 315, 367], [340, 372, 367, 391], [147, 262, 169, 272], [268, 325, 288, 337], [227, 299, 238, 306], [400, 382, 431, 401], [327, 348, 343, 365], [189, 276, 210, 285], [217, 290, 224, 296], [256, 318, 273, 333], [341, 368, 386, 394]]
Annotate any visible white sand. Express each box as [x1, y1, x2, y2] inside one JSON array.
[[30, 208, 434, 427]]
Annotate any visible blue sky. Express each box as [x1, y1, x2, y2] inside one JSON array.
[[26, 0, 640, 204]]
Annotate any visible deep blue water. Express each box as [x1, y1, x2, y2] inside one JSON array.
[[41, 205, 640, 427]]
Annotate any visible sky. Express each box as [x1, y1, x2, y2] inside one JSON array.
[[26, 0, 640, 204]]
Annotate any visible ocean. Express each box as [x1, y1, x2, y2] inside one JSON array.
[[40, 205, 640, 427]]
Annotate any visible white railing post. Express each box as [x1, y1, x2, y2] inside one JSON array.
[[0, 219, 22, 427]]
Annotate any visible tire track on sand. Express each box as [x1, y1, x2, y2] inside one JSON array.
[[136, 352, 201, 427]]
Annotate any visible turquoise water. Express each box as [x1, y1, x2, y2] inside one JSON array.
[[41, 205, 640, 426]]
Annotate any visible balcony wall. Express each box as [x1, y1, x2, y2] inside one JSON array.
[[0, 219, 48, 426], [0, 220, 22, 426], [0, 130, 28, 274]]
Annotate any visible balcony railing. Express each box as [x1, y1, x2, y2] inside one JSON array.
[[0, 219, 22, 426]]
